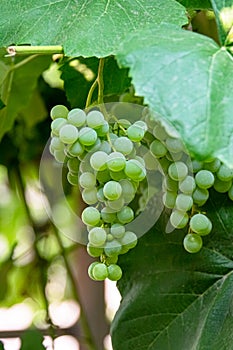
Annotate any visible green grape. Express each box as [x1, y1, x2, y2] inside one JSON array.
[[183, 233, 203, 253], [228, 185, 233, 201], [190, 213, 212, 235], [107, 197, 125, 211], [79, 127, 98, 146], [152, 124, 167, 141], [97, 187, 105, 202], [191, 160, 203, 173], [120, 231, 137, 250], [175, 194, 193, 211], [166, 151, 183, 162], [107, 264, 122, 281], [67, 172, 78, 186], [110, 223, 125, 239], [50, 105, 69, 120], [88, 262, 99, 280], [170, 210, 189, 229], [179, 175, 196, 194], [86, 110, 105, 129], [150, 140, 167, 158], [192, 187, 209, 206], [96, 169, 111, 183], [204, 158, 221, 173], [50, 136, 64, 151], [127, 124, 145, 142], [159, 157, 171, 173], [143, 151, 159, 170], [85, 138, 101, 152], [117, 206, 134, 224], [163, 175, 178, 192], [114, 137, 133, 155], [162, 191, 177, 209], [103, 181, 122, 200], [107, 233, 114, 242], [54, 150, 66, 163], [67, 140, 84, 157], [104, 240, 122, 257], [213, 178, 232, 193], [105, 255, 118, 265], [79, 172, 96, 189], [168, 162, 188, 181], [51, 118, 67, 136], [124, 159, 146, 181], [81, 207, 100, 226], [134, 120, 147, 131], [110, 170, 126, 181], [67, 108, 86, 127], [92, 263, 108, 281], [101, 207, 117, 223], [107, 152, 126, 172], [165, 137, 184, 153], [195, 170, 215, 189], [88, 227, 107, 247], [216, 164, 233, 181], [90, 151, 108, 171], [98, 140, 112, 154], [96, 120, 109, 136], [119, 179, 137, 203], [67, 158, 79, 173], [134, 155, 145, 167], [87, 244, 103, 258], [117, 118, 131, 129], [82, 187, 98, 205], [59, 124, 79, 144]]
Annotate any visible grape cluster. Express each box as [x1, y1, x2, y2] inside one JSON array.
[[49, 105, 147, 281]]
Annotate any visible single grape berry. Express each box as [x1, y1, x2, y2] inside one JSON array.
[[183, 233, 203, 253], [81, 207, 100, 226], [92, 263, 108, 281], [195, 170, 215, 189], [59, 124, 79, 144], [107, 264, 122, 281], [168, 162, 188, 181], [103, 181, 122, 201], [189, 213, 212, 235], [50, 105, 69, 120], [88, 227, 107, 247]]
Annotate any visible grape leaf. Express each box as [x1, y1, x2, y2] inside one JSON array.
[[210, 0, 233, 45], [111, 192, 233, 350], [0, 98, 5, 109], [0, 55, 51, 140], [60, 56, 131, 108], [20, 330, 46, 350], [177, 0, 212, 8], [0, 0, 187, 57], [0, 342, 5, 350], [116, 26, 233, 168]]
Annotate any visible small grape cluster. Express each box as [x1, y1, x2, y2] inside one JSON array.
[[143, 109, 233, 253], [49, 105, 147, 281]]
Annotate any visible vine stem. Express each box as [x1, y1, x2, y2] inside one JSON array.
[[14, 164, 97, 350], [6, 45, 63, 57]]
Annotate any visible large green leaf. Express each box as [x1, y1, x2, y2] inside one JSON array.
[[0, 0, 187, 57], [20, 330, 46, 350], [0, 55, 51, 140], [116, 26, 233, 167], [177, 0, 212, 8], [210, 0, 233, 45], [111, 192, 233, 350]]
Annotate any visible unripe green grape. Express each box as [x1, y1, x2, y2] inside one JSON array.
[[67, 172, 78, 186], [179, 175, 196, 194], [162, 191, 177, 209], [67, 108, 86, 127], [88, 227, 107, 247], [97, 187, 105, 202], [163, 175, 178, 192], [159, 157, 171, 173], [150, 140, 167, 158], [67, 140, 84, 157], [79, 172, 96, 189], [107, 197, 125, 211], [183, 233, 203, 253], [166, 151, 183, 162], [87, 244, 103, 258], [120, 231, 137, 250], [104, 240, 122, 257], [86, 110, 105, 129], [119, 179, 137, 203], [96, 120, 109, 136], [96, 169, 111, 184], [168, 162, 188, 181], [101, 207, 117, 223], [124, 159, 146, 181], [50, 136, 64, 151], [50, 105, 69, 120], [54, 150, 66, 163], [51, 118, 67, 136], [110, 223, 125, 239], [195, 170, 215, 189], [143, 151, 159, 170], [204, 158, 221, 173], [165, 137, 184, 153], [152, 124, 167, 141], [59, 124, 79, 144], [107, 264, 122, 281], [110, 170, 126, 181], [88, 262, 99, 280], [216, 164, 233, 181], [67, 158, 79, 173], [190, 213, 212, 235], [117, 206, 134, 224], [127, 124, 145, 142], [107, 152, 126, 172], [191, 160, 203, 173], [79, 127, 98, 146], [90, 151, 108, 171], [170, 210, 189, 229], [114, 137, 133, 155], [82, 207, 100, 226], [214, 178, 232, 193], [103, 181, 122, 201], [175, 194, 193, 211], [85, 138, 101, 152], [82, 187, 98, 205], [105, 255, 118, 265], [92, 263, 108, 281], [98, 140, 111, 154], [192, 187, 209, 206]]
